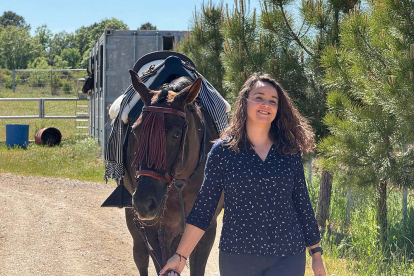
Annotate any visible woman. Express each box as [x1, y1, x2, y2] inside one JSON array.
[[160, 73, 326, 276]]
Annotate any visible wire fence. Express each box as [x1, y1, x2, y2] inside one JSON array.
[[0, 69, 87, 96]]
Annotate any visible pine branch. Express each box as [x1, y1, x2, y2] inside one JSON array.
[[357, 29, 388, 69], [240, 7, 252, 69], [278, 3, 314, 58], [299, 24, 312, 40], [403, 6, 414, 39], [297, 16, 309, 37]]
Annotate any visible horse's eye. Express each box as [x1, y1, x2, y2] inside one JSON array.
[[172, 133, 181, 139]]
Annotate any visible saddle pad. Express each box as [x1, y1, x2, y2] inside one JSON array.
[[108, 63, 231, 124], [104, 62, 229, 181]]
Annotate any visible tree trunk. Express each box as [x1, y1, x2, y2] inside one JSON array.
[[402, 144, 408, 221], [346, 187, 351, 225], [402, 188, 408, 221], [316, 170, 333, 234], [307, 157, 313, 188], [377, 180, 388, 245]]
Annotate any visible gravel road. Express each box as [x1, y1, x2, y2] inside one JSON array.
[[0, 173, 221, 276]]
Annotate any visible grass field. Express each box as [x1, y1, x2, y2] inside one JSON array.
[[0, 137, 104, 182], [0, 90, 103, 182], [0, 91, 85, 141]]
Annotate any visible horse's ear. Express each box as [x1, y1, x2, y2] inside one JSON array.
[[129, 69, 153, 104], [175, 78, 202, 105], [87, 69, 91, 76]]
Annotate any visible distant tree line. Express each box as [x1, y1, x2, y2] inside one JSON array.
[[0, 11, 156, 70]]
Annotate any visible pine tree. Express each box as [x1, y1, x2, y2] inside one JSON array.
[[220, 0, 267, 100], [175, 1, 226, 97], [318, 0, 414, 245], [261, 0, 357, 233]]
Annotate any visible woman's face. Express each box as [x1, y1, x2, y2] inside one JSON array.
[[246, 81, 279, 127]]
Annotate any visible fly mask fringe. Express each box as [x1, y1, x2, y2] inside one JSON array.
[[133, 112, 167, 170], [147, 112, 166, 169]]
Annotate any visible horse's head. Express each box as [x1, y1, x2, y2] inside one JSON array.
[[129, 69, 202, 220], [82, 69, 94, 93]]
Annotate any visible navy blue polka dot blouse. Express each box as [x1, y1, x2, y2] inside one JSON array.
[[186, 140, 320, 257]]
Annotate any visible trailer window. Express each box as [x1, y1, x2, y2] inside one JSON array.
[[163, 36, 174, 50]]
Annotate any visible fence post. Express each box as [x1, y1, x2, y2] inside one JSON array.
[[12, 69, 15, 92], [50, 70, 53, 95], [38, 99, 43, 118]]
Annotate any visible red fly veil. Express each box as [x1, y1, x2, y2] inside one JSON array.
[[133, 111, 167, 170]]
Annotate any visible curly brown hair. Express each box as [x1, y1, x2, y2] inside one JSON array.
[[221, 73, 315, 155]]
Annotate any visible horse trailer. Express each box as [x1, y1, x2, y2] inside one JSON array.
[[87, 29, 188, 157]]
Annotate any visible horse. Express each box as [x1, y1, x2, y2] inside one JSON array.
[[121, 69, 223, 276], [82, 69, 94, 93]]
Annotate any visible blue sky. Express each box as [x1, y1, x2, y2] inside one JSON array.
[[1, 0, 261, 35]]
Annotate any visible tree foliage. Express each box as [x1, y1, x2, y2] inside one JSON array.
[[220, 0, 268, 98], [0, 11, 27, 28], [0, 25, 43, 69], [139, 22, 157, 30], [75, 18, 128, 67], [176, 1, 226, 97], [34, 24, 52, 52], [318, 0, 414, 243], [0, 14, 129, 70], [48, 31, 75, 65]]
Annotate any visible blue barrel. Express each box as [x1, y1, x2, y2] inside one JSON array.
[[6, 124, 29, 149]]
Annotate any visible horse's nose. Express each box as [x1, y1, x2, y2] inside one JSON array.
[[132, 193, 158, 219], [144, 197, 156, 210]]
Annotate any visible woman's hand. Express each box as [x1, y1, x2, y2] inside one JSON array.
[[159, 254, 186, 276], [312, 255, 326, 276]]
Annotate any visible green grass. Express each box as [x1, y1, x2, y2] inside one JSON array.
[[0, 137, 104, 182], [0, 90, 103, 182], [305, 167, 414, 275], [0, 90, 85, 141]]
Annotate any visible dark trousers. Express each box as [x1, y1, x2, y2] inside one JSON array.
[[219, 250, 306, 276]]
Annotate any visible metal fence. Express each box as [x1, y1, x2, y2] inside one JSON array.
[[0, 98, 89, 119], [0, 69, 87, 96]]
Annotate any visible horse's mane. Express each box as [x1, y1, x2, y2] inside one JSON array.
[[157, 76, 203, 120]]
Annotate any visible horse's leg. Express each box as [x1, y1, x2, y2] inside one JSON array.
[[125, 208, 149, 276], [189, 220, 217, 276]]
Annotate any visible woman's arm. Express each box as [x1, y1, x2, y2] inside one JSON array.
[[159, 224, 205, 275], [307, 243, 326, 276], [291, 152, 320, 246], [159, 141, 225, 275], [292, 153, 326, 275]]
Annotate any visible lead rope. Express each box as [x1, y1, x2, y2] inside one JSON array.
[[137, 222, 163, 269]]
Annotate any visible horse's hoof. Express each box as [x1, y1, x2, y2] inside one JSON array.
[[164, 270, 181, 276]]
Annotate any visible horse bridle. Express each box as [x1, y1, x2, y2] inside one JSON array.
[[135, 106, 188, 185], [133, 105, 207, 269]]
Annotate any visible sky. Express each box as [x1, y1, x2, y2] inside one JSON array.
[[0, 0, 261, 35]]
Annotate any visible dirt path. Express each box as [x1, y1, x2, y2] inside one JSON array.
[[0, 173, 221, 276]]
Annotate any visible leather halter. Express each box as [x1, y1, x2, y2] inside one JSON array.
[[135, 106, 187, 184]]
